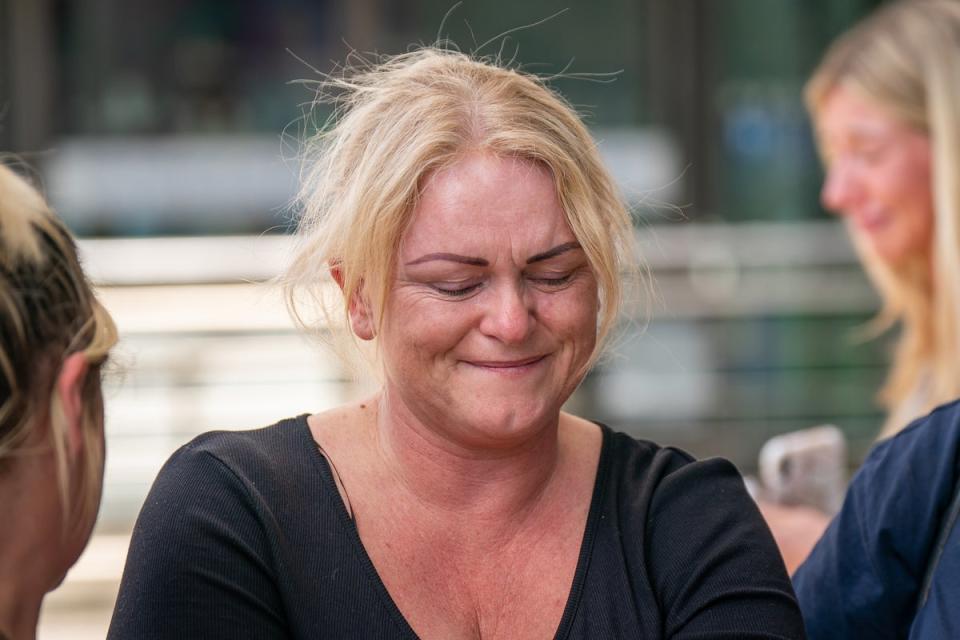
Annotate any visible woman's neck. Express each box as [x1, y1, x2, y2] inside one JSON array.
[[0, 467, 62, 640], [0, 546, 45, 640], [372, 389, 565, 529]]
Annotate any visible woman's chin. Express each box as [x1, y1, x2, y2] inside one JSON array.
[[448, 405, 561, 449], [854, 225, 931, 269]]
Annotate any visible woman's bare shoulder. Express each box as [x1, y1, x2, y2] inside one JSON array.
[[557, 412, 604, 484], [307, 397, 378, 441], [559, 411, 603, 448]]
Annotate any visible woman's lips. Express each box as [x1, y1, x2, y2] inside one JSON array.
[[854, 209, 890, 233], [462, 355, 548, 373]]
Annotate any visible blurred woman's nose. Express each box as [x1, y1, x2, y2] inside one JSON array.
[[820, 161, 860, 215], [479, 282, 535, 344]]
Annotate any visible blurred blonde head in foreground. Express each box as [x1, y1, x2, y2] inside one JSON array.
[[0, 163, 117, 639]]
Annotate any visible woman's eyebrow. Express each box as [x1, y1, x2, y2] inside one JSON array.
[[527, 242, 582, 264], [405, 253, 488, 266]]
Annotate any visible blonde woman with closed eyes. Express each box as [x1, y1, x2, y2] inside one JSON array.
[[108, 48, 804, 639]]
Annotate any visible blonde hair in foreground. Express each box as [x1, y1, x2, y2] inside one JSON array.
[[805, 0, 960, 436], [0, 163, 117, 528], [284, 47, 640, 374]]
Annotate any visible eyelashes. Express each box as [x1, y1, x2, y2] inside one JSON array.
[[433, 282, 483, 297], [529, 274, 573, 287], [431, 273, 575, 299]]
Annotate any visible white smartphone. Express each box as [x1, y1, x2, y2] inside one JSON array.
[[758, 425, 847, 515]]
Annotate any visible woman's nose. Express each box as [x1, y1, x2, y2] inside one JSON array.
[[820, 162, 861, 215], [479, 282, 535, 344]]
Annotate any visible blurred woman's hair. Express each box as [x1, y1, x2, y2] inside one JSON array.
[[0, 163, 117, 526], [805, 0, 960, 436], [283, 47, 640, 375]]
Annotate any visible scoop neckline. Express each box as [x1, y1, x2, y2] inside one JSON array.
[[297, 414, 611, 640]]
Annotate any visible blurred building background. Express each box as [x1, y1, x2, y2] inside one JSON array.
[[2, 0, 886, 636]]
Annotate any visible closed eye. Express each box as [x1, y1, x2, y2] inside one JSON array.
[[528, 273, 573, 287], [432, 282, 483, 298], [854, 147, 885, 164]]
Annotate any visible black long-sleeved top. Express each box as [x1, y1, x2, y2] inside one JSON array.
[[108, 415, 804, 639]]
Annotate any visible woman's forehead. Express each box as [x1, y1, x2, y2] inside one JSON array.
[[399, 154, 571, 258], [418, 153, 552, 200], [816, 84, 914, 143]]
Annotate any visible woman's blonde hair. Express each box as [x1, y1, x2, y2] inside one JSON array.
[[805, 0, 960, 436], [0, 163, 118, 529], [284, 48, 638, 373]]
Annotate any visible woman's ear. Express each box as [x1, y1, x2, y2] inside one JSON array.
[[347, 291, 376, 341], [330, 264, 346, 289], [56, 352, 90, 459], [329, 264, 376, 341]]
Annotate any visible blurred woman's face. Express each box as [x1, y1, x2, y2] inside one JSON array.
[[374, 152, 598, 446], [816, 84, 934, 265]]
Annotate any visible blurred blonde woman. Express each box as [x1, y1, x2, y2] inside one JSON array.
[[0, 164, 117, 640], [808, 0, 960, 438], [761, 0, 960, 574], [792, 2, 960, 637]]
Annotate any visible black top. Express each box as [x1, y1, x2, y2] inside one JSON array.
[[108, 416, 804, 639]]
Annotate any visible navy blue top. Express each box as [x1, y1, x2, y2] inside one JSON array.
[[794, 399, 960, 639], [109, 416, 802, 639]]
